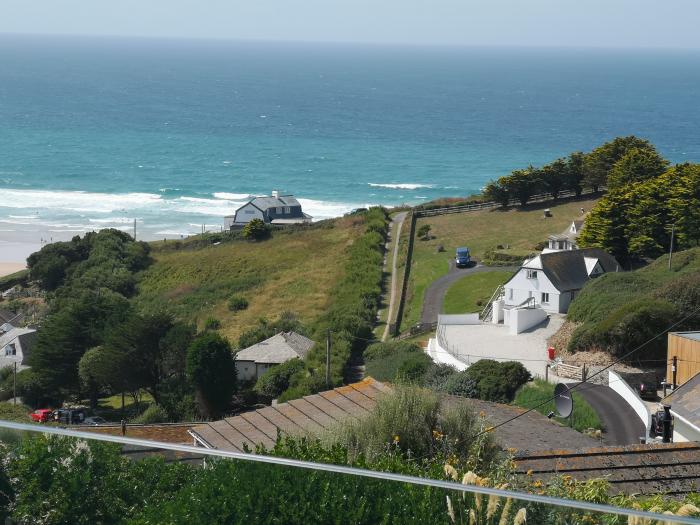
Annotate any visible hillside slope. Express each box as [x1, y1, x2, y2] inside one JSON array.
[[135, 218, 362, 344], [566, 247, 700, 361]]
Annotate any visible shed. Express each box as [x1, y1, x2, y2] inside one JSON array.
[[667, 332, 700, 387]]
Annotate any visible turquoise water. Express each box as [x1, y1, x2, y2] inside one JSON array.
[[1, 35, 699, 237]]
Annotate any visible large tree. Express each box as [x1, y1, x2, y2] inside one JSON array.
[[607, 147, 669, 190], [583, 135, 654, 191], [186, 333, 236, 419], [499, 167, 541, 206]]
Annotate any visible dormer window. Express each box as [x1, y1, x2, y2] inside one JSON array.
[[526, 269, 538, 279]]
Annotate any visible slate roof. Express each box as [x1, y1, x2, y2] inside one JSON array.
[[532, 248, 620, 292], [250, 195, 301, 210], [189, 378, 390, 451], [0, 309, 22, 325], [514, 442, 700, 496], [664, 372, 700, 429], [235, 331, 315, 364]]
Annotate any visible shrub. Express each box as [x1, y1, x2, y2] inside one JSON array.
[[444, 360, 531, 403], [228, 295, 249, 312], [133, 404, 169, 424], [421, 363, 458, 392], [417, 224, 431, 240], [364, 341, 429, 383], [254, 359, 305, 399], [204, 317, 221, 330], [186, 333, 236, 418], [445, 373, 479, 398], [242, 218, 270, 240]]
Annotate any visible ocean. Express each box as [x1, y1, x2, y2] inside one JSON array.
[[1, 34, 699, 246]]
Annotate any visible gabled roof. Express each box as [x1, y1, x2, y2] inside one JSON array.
[[521, 248, 620, 292], [249, 195, 301, 211], [0, 327, 37, 364], [664, 372, 700, 430], [189, 378, 390, 451], [0, 309, 21, 325], [235, 331, 315, 364]]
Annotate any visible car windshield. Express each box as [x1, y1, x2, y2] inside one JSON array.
[[457, 249, 469, 256]]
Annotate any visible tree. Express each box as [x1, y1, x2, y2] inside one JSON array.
[[499, 167, 541, 206], [538, 159, 567, 199], [482, 181, 510, 206], [79, 346, 140, 408], [254, 358, 305, 399], [607, 147, 669, 190], [186, 333, 236, 418], [242, 218, 270, 241], [417, 224, 431, 240], [578, 191, 631, 263], [583, 135, 654, 191], [564, 152, 586, 196]]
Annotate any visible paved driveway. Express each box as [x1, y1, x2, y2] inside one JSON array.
[[420, 260, 517, 324]]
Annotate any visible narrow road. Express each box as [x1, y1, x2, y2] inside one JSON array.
[[566, 382, 645, 445], [420, 261, 517, 325], [382, 212, 408, 342]]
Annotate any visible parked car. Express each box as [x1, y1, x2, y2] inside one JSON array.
[[29, 409, 53, 423], [637, 381, 657, 400], [455, 247, 471, 267], [83, 416, 107, 426], [53, 408, 86, 425]]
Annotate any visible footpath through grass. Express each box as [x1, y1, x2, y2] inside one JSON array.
[[135, 218, 360, 344], [442, 271, 514, 314], [513, 379, 603, 432], [400, 196, 599, 329]]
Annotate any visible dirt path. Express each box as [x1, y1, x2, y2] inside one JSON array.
[[420, 261, 517, 325], [381, 212, 408, 342]]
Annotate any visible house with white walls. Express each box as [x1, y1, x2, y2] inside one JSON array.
[[224, 191, 313, 229], [544, 220, 584, 253], [501, 248, 620, 314]]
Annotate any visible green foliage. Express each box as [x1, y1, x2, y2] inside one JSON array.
[[227, 294, 249, 312], [445, 360, 532, 403], [238, 312, 306, 349], [254, 358, 305, 399], [186, 332, 236, 418], [513, 379, 603, 431], [242, 218, 270, 240], [364, 341, 430, 383], [606, 146, 669, 190], [500, 167, 542, 206], [421, 363, 458, 392], [583, 135, 654, 191], [482, 180, 511, 206], [203, 317, 221, 330], [0, 402, 33, 423], [417, 223, 432, 240], [132, 403, 169, 424]]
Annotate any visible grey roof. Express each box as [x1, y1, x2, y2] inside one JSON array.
[[0, 309, 21, 325], [538, 248, 620, 292], [250, 195, 301, 211], [235, 331, 315, 365], [674, 331, 700, 342], [665, 371, 700, 429], [190, 378, 390, 451], [0, 327, 37, 365], [514, 442, 700, 496]]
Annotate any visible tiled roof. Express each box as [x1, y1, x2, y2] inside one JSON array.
[[190, 378, 390, 451], [514, 442, 700, 496], [235, 331, 315, 364], [538, 248, 620, 291], [664, 372, 700, 429]]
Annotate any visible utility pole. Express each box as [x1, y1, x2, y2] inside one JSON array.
[[13, 362, 17, 406], [325, 329, 331, 389], [133, 219, 137, 241], [669, 224, 675, 270], [672, 355, 678, 390]]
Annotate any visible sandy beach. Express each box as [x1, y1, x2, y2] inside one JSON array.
[[0, 262, 26, 278]]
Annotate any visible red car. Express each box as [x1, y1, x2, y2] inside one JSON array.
[[30, 409, 53, 423]]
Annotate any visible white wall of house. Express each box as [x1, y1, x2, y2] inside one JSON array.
[[672, 413, 700, 443], [503, 268, 565, 314], [234, 203, 264, 225], [503, 305, 548, 334], [235, 360, 257, 382]]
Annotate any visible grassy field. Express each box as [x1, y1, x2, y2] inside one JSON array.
[[400, 196, 599, 329], [135, 218, 362, 345], [513, 379, 603, 432], [442, 271, 514, 314]]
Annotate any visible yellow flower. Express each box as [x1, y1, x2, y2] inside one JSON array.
[[526, 469, 533, 477], [532, 480, 543, 488], [393, 435, 400, 444], [432, 429, 444, 440], [479, 410, 486, 418], [677, 504, 700, 517]]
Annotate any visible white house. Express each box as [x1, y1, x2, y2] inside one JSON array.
[[0, 325, 37, 370], [501, 248, 620, 314], [234, 331, 315, 382], [543, 220, 584, 253], [664, 372, 700, 442], [224, 191, 313, 230]]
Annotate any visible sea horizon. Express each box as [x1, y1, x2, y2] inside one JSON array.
[[1, 34, 699, 261]]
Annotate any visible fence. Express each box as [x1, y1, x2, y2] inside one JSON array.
[[392, 211, 417, 335], [553, 362, 587, 381]]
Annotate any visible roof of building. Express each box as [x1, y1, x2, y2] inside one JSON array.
[[672, 331, 700, 342], [249, 195, 302, 211], [235, 331, 315, 364], [0, 309, 22, 325], [547, 220, 585, 242], [664, 372, 700, 429], [0, 327, 37, 362], [514, 442, 700, 496], [521, 248, 620, 292], [189, 378, 390, 451]]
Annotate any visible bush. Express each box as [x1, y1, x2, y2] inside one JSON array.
[[445, 373, 479, 398], [254, 359, 305, 399], [133, 404, 169, 424], [364, 341, 429, 383], [186, 333, 236, 418], [421, 363, 458, 392], [203, 317, 221, 330], [228, 295, 249, 312], [444, 360, 532, 403], [242, 218, 270, 241]]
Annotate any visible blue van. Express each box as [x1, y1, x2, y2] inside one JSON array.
[[455, 247, 471, 267]]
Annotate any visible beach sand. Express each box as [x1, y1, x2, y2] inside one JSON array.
[[0, 262, 26, 278]]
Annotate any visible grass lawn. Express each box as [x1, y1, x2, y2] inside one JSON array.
[[135, 217, 361, 345], [0, 402, 33, 423], [513, 379, 603, 432], [442, 271, 514, 314], [400, 196, 599, 329]]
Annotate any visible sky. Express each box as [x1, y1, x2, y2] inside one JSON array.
[[1, 0, 700, 48]]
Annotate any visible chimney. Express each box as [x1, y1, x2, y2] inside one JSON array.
[[271, 190, 279, 199]]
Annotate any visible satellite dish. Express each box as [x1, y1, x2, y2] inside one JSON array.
[[554, 383, 573, 419]]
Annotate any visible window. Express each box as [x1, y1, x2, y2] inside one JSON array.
[[276, 207, 282, 214], [244, 210, 255, 214], [526, 269, 538, 279], [284, 206, 290, 214], [541, 293, 550, 304], [5, 344, 16, 356], [570, 291, 576, 301]]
